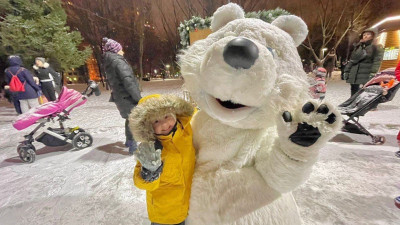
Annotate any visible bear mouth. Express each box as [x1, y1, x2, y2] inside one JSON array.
[[204, 94, 256, 123], [216, 98, 246, 109]]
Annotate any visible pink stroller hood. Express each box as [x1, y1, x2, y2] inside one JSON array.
[[13, 86, 87, 131]]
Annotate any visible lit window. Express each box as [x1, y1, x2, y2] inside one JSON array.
[[377, 32, 387, 47]]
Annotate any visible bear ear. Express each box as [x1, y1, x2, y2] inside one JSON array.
[[211, 3, 245, 32], [271, 15, 308, 47]]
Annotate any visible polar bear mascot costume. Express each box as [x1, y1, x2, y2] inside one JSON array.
[[179, 3, 341, 225]]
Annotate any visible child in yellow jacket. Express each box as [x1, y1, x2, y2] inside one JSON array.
[[129, 94, 196, 225]]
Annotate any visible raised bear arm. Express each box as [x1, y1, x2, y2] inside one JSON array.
[[255, 101, 341, 192]]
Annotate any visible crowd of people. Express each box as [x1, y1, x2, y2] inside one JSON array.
[[309, 28, 386, 100], [1, 56, 61, 114], [1, 27, 400, 222]]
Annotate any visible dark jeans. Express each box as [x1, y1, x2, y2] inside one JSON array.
[[41, 81, 56, 101], [350, 84, 361, 96], [151, 221, 185, 225], [7, 91, 22, 114]]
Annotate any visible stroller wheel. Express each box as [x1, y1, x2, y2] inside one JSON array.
[[17, 144, 36, 163], [72, 132, 93, 150], [372, 135, 386, 145]]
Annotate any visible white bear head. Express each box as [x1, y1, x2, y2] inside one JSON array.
[[179, 3, 311, 129]]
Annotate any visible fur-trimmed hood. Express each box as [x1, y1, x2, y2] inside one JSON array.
[[33, 63, 49, 70], [129, 94, 194, 142]]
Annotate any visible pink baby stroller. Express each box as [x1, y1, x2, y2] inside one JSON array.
[[13, 81, 101, 163], [339, 68, 399, 144]]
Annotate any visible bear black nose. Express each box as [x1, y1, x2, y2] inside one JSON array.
[[223, 38, 259, 69]]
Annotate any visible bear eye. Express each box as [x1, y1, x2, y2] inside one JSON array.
[[267, 47, 277, 58]]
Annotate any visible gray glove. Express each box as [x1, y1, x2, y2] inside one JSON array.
[[141, 163, 163, 182], [134, 141, 162, 172]]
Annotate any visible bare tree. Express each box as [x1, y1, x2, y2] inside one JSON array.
[[135, 0, 152, 78], [300, 0, 373, 66]]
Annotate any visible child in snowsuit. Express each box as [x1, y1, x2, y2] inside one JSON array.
[[310, 67, 327, 100], [129, 94, 196, 225]]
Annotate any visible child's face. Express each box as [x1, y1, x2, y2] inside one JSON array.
[[153, 114, 176, 135]]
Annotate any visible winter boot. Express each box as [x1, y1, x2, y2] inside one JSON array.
[[125, 140, 137, 155], [395, 151, 400, 158], [125, 140, 133, 147]]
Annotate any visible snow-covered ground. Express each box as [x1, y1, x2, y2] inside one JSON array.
[[0, 78, 399, 225]]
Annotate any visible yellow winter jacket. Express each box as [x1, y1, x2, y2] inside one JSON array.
[[130, 95, 196, 224], [134, 116, 195, 224]]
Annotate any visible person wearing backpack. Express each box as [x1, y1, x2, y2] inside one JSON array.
[[33, 57, 61, 101], [5, 55, 41, 113]]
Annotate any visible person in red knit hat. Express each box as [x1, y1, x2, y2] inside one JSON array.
[[395, 60, 400, 81]]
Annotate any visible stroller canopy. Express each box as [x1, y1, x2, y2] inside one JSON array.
[[13, 87, 87, 131]]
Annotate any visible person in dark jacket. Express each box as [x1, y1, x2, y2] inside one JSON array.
[[324, 49, 337, 79], [343, 28, 384, 96], [340, 57, 348, 80], [5, 55, 41, 113], [102, 37, 142, 154], [33, 57, 60, 101]]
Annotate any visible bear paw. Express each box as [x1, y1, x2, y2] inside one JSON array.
[[279, 101, 341, 148]]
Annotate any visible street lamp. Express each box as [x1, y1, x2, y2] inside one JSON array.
[[165, 64, 171, 79], [322, 48, 328, 55]]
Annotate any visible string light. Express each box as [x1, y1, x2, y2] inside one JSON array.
[[371, 15, 400, 29]]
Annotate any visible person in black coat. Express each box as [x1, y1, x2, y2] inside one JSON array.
[[5, 55, 41, 113], [340, 57, 348, 80], [33, 57, 60, 101], [324, 49, 337, 79], [102, 37, 142, 154], [343, 28, 384, 96]]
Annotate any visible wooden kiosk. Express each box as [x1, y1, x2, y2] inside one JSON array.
[[374, 16, 400, 70]]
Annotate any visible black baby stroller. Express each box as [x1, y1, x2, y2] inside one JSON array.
[[339, 68, 400, 144], [12, 81, 101, 163]]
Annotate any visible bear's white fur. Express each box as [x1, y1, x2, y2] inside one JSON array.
[[179, 3, 341, 225]]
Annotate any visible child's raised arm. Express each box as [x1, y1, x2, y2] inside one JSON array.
[[133, 142, 163, 191]]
